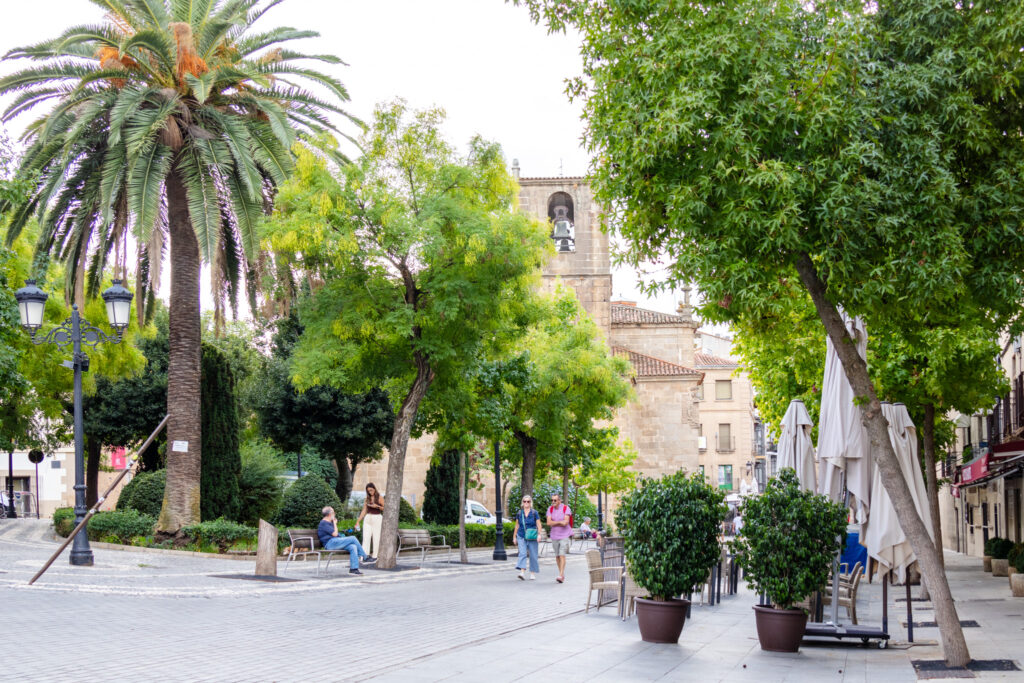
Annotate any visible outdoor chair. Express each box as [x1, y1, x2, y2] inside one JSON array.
[[826, 561, 863, 624], [585, 548, 623, 614], [621, 570, 646, 619]]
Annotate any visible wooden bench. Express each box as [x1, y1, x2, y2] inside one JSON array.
[[397, 528, 451, 566], [283, 528, 355, 576]]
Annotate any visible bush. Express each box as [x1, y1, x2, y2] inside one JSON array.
[[1012, 544, 1024, 573], [276, 474, 342, 528], [200, 343, 242, 521], [86, 509, 156, 543], [237, 441, 286, 526], [399, 496, 418, 524], [53, 507, 75, 537], [616, 471, 725, 601], [733, 469, 848, 610], [116, 469, 166, 517], [986, 537, 1014, 560], [422, 523, 515, 548], [182, 518, 258, 552], [422, 450, 461, 524]]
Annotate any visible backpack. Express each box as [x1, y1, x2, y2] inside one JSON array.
[[549, 503, 573, 528]]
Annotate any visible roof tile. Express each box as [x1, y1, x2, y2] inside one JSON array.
[[611, 304, 689, 325], [694, 352, 738, 368], [613, 346, 703, 378]]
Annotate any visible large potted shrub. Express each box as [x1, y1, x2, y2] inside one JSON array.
[[982, 536, 1001, 572], [1011, 546, 1024, 598], [733, 469, 848, 652], [989, 537, 1013, 577], [616, 471, 725, 644], [1008, 543, 1023, 586]]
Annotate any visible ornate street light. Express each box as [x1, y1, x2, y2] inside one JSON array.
[[492, 440, 507, 561], [14, 279, 132, 566]]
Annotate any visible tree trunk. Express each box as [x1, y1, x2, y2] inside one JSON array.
[[922, 404, 944, 568], [85, 436, 101, 508], [459, 450, 468, 563], [334, 456, 354, 504], [376, 357, 434, 569], [158, 167, 203, 534], [515, 431, 538, 498], [795, 253, 969, 667], [562, 466, 570, 502]]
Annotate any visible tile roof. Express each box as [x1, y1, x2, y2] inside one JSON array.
[[694, 352, 738, 368], [613, 347, 704, 379], [611, 304, 690, 325]]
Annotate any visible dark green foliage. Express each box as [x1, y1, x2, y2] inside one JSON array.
[[115, 469, 166, 517], [277, 474, 342, 528], [52, 507, 75, 537], [200, 343, 242, 521], [284, 446, 337, 488], [399, 496, 418, 524], [733, 469, 848, 610], [985, 537, 1014, 560], [422, 523, 514, 548], [509, 480, 597, 523], [85, 510, 156, 543], [616, 471, 726, 601], [1008, 543, 1024, 570], [422, 450, 461, 524], [236, 441, 285, 526], [181, 519, 257, 552]]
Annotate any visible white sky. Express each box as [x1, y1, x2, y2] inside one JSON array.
[[0, 0, 696, 319]]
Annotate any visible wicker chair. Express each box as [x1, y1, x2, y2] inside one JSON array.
[[826, 561, 864, 624], [585, 548, 623, 613], [621, 571, 647, 619]]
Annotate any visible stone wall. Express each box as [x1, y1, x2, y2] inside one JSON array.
[[696, 366, 756, 492], [611, 323, 697, 368], [614, 376, 701, 479]]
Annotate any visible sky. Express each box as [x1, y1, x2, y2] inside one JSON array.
[[0, 0, 700, 320]]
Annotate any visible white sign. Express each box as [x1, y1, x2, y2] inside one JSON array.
[[172, 440, 189, 453]]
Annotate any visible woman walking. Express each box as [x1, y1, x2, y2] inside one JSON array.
[[513, 495, 542, 580], [356, 483, 385, 560]]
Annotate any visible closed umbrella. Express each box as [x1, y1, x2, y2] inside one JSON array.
[[862, 402, 933, 584], [816, 313, 871, 522], [776, 399, 817, 491]]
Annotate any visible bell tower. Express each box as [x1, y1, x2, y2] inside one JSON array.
[[512, 161, 612, 336]]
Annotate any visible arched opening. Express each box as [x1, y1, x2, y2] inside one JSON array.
[[547, 192, 576, 253]]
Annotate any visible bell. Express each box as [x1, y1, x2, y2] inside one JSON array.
[[552, 219, 572, 240], [557, 238, 574, 253]]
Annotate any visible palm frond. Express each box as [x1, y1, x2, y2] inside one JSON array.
[[119, 28, 177, 74], [127, 140, 171, 239], [108, 85, 153, 145], [0, 63, 103, 94], [170, 0, 215, 26], [2, 87, 66, 123], [99, 140, 127, 225], [123, 0, 171, 30], [178, 142, 222, 261], [233, 27, 318, 57], [245, 118, 292, 185], [200, 106, 262, 199], [224, 166, 262, 258], [247, 62, 350, 102]]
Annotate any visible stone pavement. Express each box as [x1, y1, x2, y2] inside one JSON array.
[[1, 518, 1022, 681]]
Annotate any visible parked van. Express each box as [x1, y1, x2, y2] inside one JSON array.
[[465, 500, 496, 525]]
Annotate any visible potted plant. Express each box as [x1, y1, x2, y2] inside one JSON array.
[[982, 536, 1000, 572], [616, 471, 726, 644], [990, 538, 1013, 577], [732, 469, 848, 653], [1011, 546, 1024, 598], [1008, 543, 1023, 585]]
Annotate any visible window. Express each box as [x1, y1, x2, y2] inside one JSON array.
[[470, 504, 489, 517], [718, 465, 733, 491], [696, 384, 704, 400], [715, 380, 732, 400], [718, 423, 733, 452], [699, 465, 705, 478]]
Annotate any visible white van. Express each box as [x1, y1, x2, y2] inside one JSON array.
[[465, 500, 497, 525]]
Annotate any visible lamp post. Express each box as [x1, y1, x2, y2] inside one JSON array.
[[14, 279, 132, 566], [492, 440, 507, 561]]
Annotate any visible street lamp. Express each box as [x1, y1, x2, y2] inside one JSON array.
[[14, 279, 132, 566], [492, 440, 507, 561]]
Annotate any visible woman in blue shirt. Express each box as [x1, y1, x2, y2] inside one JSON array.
[[513, 495, 542, 580]]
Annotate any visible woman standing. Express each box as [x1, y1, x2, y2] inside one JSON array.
[[513, 495, 542, 580], [356, 483, 384, 561]]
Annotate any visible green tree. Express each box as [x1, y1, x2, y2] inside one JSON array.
[[574, 431, 637, 516], [271, 103, 549, 568], [200, 342, 241, 521], [0, 0, 357, 533], [519, 0, 1024, 664], [422, 449, 461, 525]]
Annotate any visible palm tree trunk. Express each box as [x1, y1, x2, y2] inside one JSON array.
[[157, 166, 203, 533], [795, 254, 969, 667]]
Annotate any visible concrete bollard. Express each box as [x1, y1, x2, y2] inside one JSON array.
[[256, 519, 278, 577]]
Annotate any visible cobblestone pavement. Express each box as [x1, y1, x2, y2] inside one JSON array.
[[2, 519, 1022, 682]]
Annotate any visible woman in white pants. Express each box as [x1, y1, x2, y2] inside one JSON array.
[[356, 483, 384, 560]]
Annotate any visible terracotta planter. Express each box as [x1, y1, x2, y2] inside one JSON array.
[[992, 559, 1009, 577], [983, 555, 993, 572], [753, 605, 808, 653], [1011, 573, 1024, 598], [635, 597, 690, 644]]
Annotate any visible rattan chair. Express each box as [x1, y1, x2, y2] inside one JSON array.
[[621, 571, 647, 619], [585, 548, 623, 613]]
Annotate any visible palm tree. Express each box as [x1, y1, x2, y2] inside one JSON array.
[[0, 0, 357, 532]]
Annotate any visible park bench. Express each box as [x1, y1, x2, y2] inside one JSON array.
[[283, 528, 355, 576], [397, 528, 451, 566]]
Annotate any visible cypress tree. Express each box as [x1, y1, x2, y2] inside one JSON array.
[[200, 343, 241, 521], [421, 449, 461, 525]]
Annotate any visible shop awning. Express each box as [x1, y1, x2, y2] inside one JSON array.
[[955, 442, 1024, 492]]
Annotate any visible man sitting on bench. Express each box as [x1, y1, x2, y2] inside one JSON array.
[[318, 506, 375, 575]]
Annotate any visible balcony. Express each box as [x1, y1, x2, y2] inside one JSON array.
[[716, 435, 736, 453]]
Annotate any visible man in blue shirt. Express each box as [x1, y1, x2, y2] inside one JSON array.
[[318, 506, 375, 575]]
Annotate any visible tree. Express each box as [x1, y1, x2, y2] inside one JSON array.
[[274, 103, 550, 568], [422, 449, 461, 525], [0, 0, 357, 533], [519, 0, 1024, 665], [199, 342, 241, 521]]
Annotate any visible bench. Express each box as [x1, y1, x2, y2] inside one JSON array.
[[283, 528, 354, 576], [397, 528, 451, 566]]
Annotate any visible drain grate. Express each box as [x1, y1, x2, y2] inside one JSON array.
[[903, 620, 979, 628], [210, 573, 303, 582], [896, 597, 933, 602], [912, 659, 1021, 680]]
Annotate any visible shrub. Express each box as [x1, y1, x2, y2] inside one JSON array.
[[237, 441, 286, 526], [733, 469, 848, 610], [200, 343, 242, 522], [86, 509, 156, 543], [116, 469, 166, 517], [421, 523, 515, 548], [616, 471, 726, 601], [276, 474, 342, 528], [182, 518, 258, 552], [52, 507, 75, 537], [1008, 543, 1024, 569], [399, 496, 418, 524], [987, 537, 1014, 560], [422, 450, 461, 524]]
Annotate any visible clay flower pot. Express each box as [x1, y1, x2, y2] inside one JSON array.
[[635, 597, 691, 644], [753, 605, 808, 652], [992, 558, 1009, 577], [1011, 573, 1024, 598], [983, 555, 993, 572]]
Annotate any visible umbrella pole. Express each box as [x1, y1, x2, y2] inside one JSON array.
[[906, 581, 914, 643], [830, 538, 841, 626], [882, 574, 889, 636]]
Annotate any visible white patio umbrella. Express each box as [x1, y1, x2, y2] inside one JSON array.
[[862, 402, 934, 584], [776, 399, 817, 491], [816, 313, 872, 522]]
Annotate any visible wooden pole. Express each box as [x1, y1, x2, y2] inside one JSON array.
[[28, 416, 168, 585]]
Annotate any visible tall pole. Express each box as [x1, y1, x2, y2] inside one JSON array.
[[5, 451, 15, 518], [492, 440, 507, 561], [69, 306, 93, 566], [597, 489, 604, 531]]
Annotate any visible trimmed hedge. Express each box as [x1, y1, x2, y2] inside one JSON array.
[[986, 537, 1014, 560], [399, 496, 418, 524], [277, 474, 342, 528], [116, 469, 166, 517], [53, 507, 75, 537], [182, 518, 258, 552], [87, 510, 156, 543]]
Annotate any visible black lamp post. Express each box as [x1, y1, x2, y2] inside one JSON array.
[[492, 440, 507, 561], [14, 279, 132, 566]]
